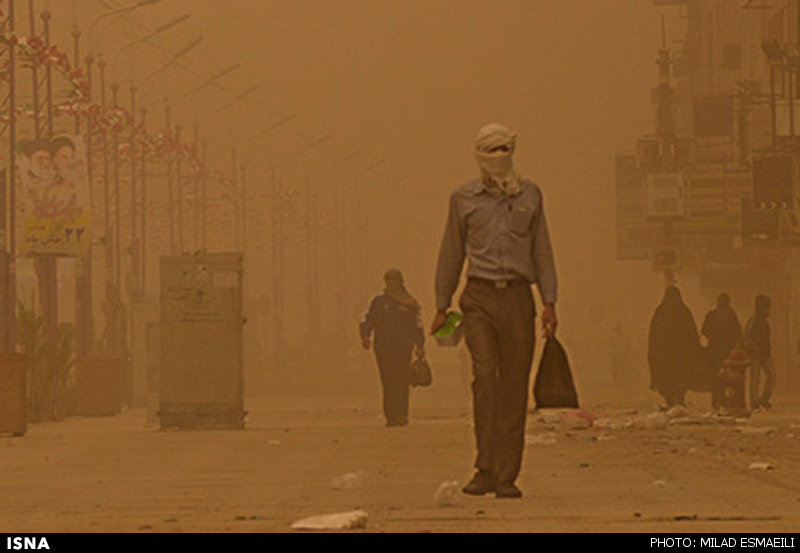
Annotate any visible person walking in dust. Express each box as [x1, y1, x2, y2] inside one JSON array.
[[701, 293, 742, 411], [359, 269, 425, 427], [745, 294, 775, 411], [431, 123, 558, 499], [648, 285, 702, 409]]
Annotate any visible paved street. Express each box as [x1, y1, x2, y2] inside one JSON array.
[[1, 364, 799, 534]]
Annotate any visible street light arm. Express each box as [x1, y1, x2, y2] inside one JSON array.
[[111, 13, 191, 67], [88, 0, 163, 54], [142, 35, 204, 87]]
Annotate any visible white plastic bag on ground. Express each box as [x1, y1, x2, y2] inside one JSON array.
[[434, 480, 461, 507], [291, 510, 369, 531], [330, 471, 364, 490]]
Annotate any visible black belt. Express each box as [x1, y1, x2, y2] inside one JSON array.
[[467, 276, 530, 289]]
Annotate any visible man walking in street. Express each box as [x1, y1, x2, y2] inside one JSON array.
[[745, 294, 775, 410], [431, 123, 558, 499]]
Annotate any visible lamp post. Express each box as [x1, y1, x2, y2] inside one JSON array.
[[3, 0, 17, 353], [135, 34, 204, 260]]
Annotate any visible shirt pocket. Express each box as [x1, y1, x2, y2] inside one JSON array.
[[509, 204, 532, 235]]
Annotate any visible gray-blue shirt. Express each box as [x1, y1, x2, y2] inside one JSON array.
[[434, 178, 557, 310]]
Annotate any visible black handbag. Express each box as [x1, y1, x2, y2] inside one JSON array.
[[410, 357, 433, 387], [532, 337, 579, 408]]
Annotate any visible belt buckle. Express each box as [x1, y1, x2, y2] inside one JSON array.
[[495, 280, 508, 289]]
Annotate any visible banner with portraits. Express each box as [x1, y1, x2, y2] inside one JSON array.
[[17, 134, 91, 256]]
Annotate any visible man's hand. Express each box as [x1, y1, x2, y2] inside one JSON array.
[[361, 336, 371, 350], [430, 310, 448, 335], [542, 304, 558, 338]]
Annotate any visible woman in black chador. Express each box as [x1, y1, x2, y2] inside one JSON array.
[[648, 285, 702, 408], [359, 269, 425, 426]]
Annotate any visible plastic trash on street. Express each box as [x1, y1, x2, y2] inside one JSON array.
[[291, 510, 369, 531], [330, 471, 364, 490], [434, 480, 462, 507]]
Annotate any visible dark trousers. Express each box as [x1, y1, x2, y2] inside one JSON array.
[[375, 346, 412, 425], [750, 357, 776, 407], [459, 279, 536, 485]]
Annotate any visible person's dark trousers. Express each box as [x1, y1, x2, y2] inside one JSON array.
[[375, 346, 412, 425], [750, 357, 776, 408], [710, 358, 725, 409], [459, 279, 536, 486]]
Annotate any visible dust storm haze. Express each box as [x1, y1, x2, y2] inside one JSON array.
[[33, 0, 671, 404], [14, 0, 800, 536]]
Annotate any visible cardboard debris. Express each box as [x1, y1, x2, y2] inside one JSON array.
[[748, 462, 774, 471], [291, 510, 369, 531]]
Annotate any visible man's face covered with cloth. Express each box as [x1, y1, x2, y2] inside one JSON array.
[[475, 123, 520, 196]]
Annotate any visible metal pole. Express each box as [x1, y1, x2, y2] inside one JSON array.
[[175, 124, 183, 253], [42, 10, 52, 139], [165, 102, 175, 255], [232, 146, 239, 251], [28, 0, 40, 140], [788, 62, 796, 138], [306, 176, 318, 334], [31, 1, 57, 342], [72, 26, 80, 135], [201, 141, 207, 250], [140, 107, 147, 298], [771, 65, 778, 148], [193, 124, 199, 251], [78, 51, 95, 355], [129, 85, 138, 300], [270, 165, 282, 368], [241, 164, 247, 257], [5, 0, 17, 353], [112, 82, 121, 297]]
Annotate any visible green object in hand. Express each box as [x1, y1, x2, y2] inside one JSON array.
[[434, 311, 464, 346]]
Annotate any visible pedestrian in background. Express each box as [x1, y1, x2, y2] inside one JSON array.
[[648, 285, 701, 408], [360, 269, 425, 427], [431, 123, 558, 499], [745, 294, 775, 410], [701, 293, 742, 411]]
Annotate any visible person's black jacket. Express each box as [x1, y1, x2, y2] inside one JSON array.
[[359, 294, 424, 352], [701, 305, 742, 366]]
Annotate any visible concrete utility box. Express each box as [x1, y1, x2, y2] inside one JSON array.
[[159, 253, 244, 430]]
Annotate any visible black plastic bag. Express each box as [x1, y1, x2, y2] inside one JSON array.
[[532, 337, 579, 408], [410, 357, 432, 387]]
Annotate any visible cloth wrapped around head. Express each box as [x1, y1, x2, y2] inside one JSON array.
[[475, 123, 520, 195], [384, 268, 419, 309]]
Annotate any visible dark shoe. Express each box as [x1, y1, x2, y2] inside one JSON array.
[[495, 482, 523, 499], [462, 471, 495, 495]]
